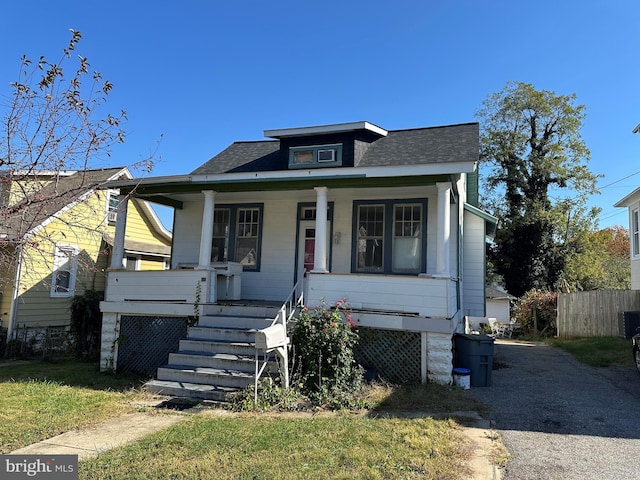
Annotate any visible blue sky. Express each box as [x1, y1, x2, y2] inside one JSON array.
[[1, 1, 639, 230]]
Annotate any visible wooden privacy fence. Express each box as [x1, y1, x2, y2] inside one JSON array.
[[557, 290, 640, 338]]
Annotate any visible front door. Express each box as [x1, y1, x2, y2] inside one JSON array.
[[296, 219, 331, 291]]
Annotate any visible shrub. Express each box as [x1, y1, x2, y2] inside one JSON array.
[[290, 299, 364, 408], [513, 289, 557, 336], [70, 290, 104, 359]]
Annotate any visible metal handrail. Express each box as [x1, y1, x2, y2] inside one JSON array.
[[254, 278, 304, 403]]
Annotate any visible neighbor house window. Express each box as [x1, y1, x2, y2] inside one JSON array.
[[125, 255, 140, 271], [50, 244, 79, 297], [633, 208, 640, 257], [353, 200, 426, 274], [211, 204, 263, 271], [289, 144, 343, 168], [106, 190, 119, 224]]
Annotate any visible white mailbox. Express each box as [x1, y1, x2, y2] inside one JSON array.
[[255, 324, 288, 350]]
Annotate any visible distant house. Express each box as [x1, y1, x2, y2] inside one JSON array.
[[485, 286, 515, 323], [98, 121, 497, 400], [0, 168, 171, 346], [615, 188, 640, 289]]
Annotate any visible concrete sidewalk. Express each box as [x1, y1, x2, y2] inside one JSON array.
[[10, 412, 185, 460]]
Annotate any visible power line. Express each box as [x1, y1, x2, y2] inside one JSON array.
[[599, 170, 640, 189]]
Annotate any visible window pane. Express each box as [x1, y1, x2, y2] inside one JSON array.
[[236, 208, 260, 269], [54, 271, 71, 292], [236, 238, 257, 267], [293, 150, 313, 164], [393, 204, 422, 272], [108, 193, 119, 212], [317, 149, 335, 162], [357, 205, 384, 272], [212, 208, 230, 262]]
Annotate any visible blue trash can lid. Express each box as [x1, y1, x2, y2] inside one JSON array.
[[453, 367, 471, 375]]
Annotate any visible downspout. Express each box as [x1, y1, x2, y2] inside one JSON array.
[[6, 244, 23, 342]]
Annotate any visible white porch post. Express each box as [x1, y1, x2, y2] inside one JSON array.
[[198, 190, 216, 269], [436, 182, 451, 276], [312, 186, 329, 273], [109, 194, 129, 269]]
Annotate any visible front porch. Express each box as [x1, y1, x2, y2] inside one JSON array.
[[99, 267, 459, 397]]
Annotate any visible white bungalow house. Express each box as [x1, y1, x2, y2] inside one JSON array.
[[615, 188, 640, 289], [99, 121, 497, 401]]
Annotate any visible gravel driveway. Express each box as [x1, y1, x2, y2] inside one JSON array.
[[467, 339, 640, 480]]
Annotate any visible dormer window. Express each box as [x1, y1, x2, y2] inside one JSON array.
[[289, 144, 342, 168]]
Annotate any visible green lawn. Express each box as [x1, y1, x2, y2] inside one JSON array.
[[81, 415, 473, 480], [0, 360, 150, 453], [548, 336, 634, 367], [0, 360, 486, 479]]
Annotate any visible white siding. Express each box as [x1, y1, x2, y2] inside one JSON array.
[[170, 186, 446, 302], [462, 210, 485, 317]]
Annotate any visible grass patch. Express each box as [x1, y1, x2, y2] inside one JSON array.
[[548, 336, 633, 367], [362, 382, 489, 417], [0, 360, 151, 452], [0, 360, 486, 478], [81, 415, 473, 480]]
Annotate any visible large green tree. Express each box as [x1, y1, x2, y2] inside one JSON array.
[[476, 81, 599, 297], [562, 226, 631, 291]]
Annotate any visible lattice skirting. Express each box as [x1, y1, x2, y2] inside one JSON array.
[[354, 327, 422, 384], [117, 316, 188, 375]]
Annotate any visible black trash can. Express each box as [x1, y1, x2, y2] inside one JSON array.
[[620, 311, 640, 339], [453, 333, 494, 387]]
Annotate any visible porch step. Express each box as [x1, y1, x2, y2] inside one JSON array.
[[168, 351, 264, 373], [178, 338, 254, 356], [198, 315, 273, 330], [188, 326, 257, 343], [157, 365, 254, 389], [146, 379, 240, 402], [202, 305, 281, 318], [145, 304, 285, 403]]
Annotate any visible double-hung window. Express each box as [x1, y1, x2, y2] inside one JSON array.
[[353, 199, 426, 274], [633, 208, 640, 257], [211, 204, 263, 270], [50, 244, 79, 297]]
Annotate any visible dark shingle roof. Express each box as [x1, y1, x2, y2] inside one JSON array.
[[190, 123, 478, 175], [2, 167, 126, 238], [357, 123, 479, 167]]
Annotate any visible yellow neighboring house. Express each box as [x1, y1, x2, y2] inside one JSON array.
[[0, 167, 171, 345]]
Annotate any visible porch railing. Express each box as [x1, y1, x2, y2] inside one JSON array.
[[254, 278, 304, 403]]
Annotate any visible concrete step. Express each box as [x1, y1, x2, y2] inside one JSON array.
[[156, 365, 254, 389], [145, 379, 241, 402], [198, 315, 274, 330], [202, 304, 281, 318], [178, 338, 255, 356], [168, 351, 269, 373], [187, 326, 256, 343]]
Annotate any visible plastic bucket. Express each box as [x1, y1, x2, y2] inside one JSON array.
[[453, 367, 471, 389]]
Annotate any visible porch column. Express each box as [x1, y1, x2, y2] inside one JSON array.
[[312, 186, 329, 273], [436, 182, 451, 276], [109, 194, 129, 269], [197, 190, 216, 269]]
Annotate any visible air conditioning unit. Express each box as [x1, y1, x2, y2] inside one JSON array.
[[107, 211, 117, 223]]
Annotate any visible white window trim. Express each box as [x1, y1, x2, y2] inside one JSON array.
[[50, 243, 80, 298], [632, 207, 640, 258]]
